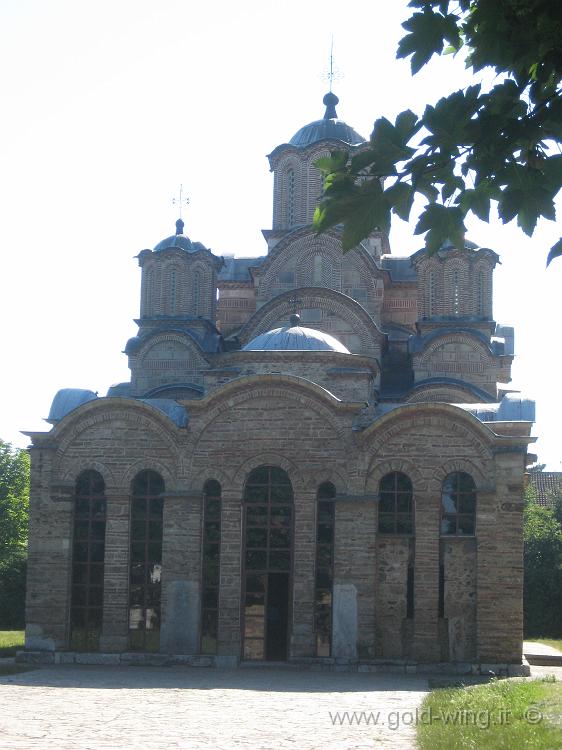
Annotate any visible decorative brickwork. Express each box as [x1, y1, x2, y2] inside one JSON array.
[[23, 93, 533, 669]]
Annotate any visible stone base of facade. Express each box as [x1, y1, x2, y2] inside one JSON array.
[[15, 650, 531, 677]]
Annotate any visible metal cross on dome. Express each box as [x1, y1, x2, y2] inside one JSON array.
[[288, 295, 302, 314], [172, 184, 190, 219], [321, 37, 343, 93]]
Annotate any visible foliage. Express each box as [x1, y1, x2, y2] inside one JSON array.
[[0, 440, 30, 560], [417, 678, 562, 749], [314, 0, 562, 265], [523, 486, 562, 637], [0, 554, 27, 629], [0, 440, 29, 630]]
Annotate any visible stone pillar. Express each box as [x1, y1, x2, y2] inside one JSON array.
[[333, 496, 377, 660], [217, 489, 242, 663], [100, 491, 130, 652], [25, 445, 73, 651], [160, 491, 202, 654], [290, 489, 315, 658], [477, 452, 525, 663], [412, 488, 441, 661]]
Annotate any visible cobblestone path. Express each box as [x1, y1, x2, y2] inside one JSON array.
[[0, 665, 429, 749]]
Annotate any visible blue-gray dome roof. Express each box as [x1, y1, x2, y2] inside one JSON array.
[[243, 314, 350, 353], [48, 388, 98, 422], [289, 92, 365, 147], [153, 218, 208, 253]]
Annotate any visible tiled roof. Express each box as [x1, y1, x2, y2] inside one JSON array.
[[528, 472, 562, 506]]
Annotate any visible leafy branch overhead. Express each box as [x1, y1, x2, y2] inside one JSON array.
[[313, 0, 562, 265]]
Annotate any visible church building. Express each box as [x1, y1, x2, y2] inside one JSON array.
[[22, 92, 535, 672]]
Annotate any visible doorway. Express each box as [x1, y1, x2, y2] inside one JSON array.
[[242, 466, 293, 660]]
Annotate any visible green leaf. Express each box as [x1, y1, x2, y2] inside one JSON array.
[[414, 203, 466, 254], [546, 238, 562, 267], [314, 151, 348, 174], [386, 182, 414, 222]]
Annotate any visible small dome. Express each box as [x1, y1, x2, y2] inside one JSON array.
[[153, 220, 208, 253], [243, 315, 350, 353], [289, 91, 365, 148]]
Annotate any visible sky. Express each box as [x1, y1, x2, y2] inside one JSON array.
[[0, 0, 560, 468]]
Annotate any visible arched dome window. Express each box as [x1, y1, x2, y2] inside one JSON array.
[[287, 168, 296, 226], [169, 268, 177, 315]]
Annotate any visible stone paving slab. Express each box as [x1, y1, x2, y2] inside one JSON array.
[[0, 665, 429, 750], [524, 641, 562, 656]]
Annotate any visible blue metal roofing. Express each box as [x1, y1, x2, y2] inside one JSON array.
[[380, 256, 417, 282], [219, 256, 265, 281], [48, 389, 98, 422], [243, 321, 350, 353], [288, 91, 365, 148], [140, 399, 189, 427]]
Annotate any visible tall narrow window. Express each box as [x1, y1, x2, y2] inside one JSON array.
[[201, 480, 221, 654], [169, 268, 177, 315], [314, 482, 336, 657], [378, 472, 413, 534], [452, 270, 460, 315], [477, 270, 486, 317], [441, 472, 476, 536], [438, 562, 445, 618], [428, 271, 436, 317], [406, 563, 415, 619], [313, 255, 323, 286], [145, 268, 154, 316], [129, 470, 164, 651], [70, 470, 106, 651], [193, 271, 201, 316], [287, 169, 295, 226]]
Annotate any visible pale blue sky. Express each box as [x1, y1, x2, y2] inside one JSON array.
[[0, 0, 560, 467]]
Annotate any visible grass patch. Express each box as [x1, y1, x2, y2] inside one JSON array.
[[0, 630, 24, 657], [530, 638, 562, 653], [417, 677, 562, 749]]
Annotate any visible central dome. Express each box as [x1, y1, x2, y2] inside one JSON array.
[[243, 314, 350, 353], [289, 92, 365, 148]]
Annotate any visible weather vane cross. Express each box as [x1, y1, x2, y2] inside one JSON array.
[[288, 295, 302, 314], [321, 37, 343, 92], [172, 184, 190, 220]]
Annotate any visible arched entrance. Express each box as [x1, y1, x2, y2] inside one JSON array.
[[241, 466, 294, 660]]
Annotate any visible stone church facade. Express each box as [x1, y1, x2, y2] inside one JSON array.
[[23, 92, 535, 671]]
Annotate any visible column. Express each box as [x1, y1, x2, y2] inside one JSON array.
[[160, 491, 202, 654], [100, 490, 129, 652]]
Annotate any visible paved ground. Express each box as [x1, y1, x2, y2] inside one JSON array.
[[0, 665, 429, 750], [524, 640, 562, 656]]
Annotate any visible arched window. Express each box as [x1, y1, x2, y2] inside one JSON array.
[[70, 470, 106, 651], [378, 472, 413, 534], [129, 470, 164, 651], [287, 168, 295, 226], [242, 466, 294, 660], [201, 479, 221, 654], [314, 482, 336, 657], [441, 472, 476, 536]]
